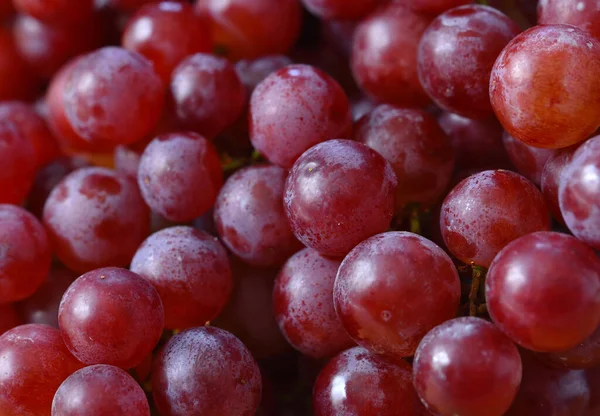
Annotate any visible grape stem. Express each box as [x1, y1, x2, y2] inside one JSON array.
[[410, 206, 421, 235], [469, 264, 487, 316]]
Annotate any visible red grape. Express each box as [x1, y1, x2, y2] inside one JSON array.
[[410, 0, 472, 14], [170, 53, 246, 139], [414, 317, 522, 416], [16, 266, 76, 328], [313, 346, 425, 416], [214, 164, 302, 267], [418, 5, 519, 119], [43, 167, 150, 272], [334, 232, 461, 358], [354, 105, 455, 211], [0, 0, 13, 19], [0, 304, 22, 335], [131, 226, 232, 330], [58, 267, 164, 369], [300, 0, 380, 20], [0, 27, 39, 101], [0, 324, 83, 416], [152, 326, 262, 416], [273, 248, 353, 359], [440, 170, 550, 267], [486, 231, 600, 352], [284, 139, 397, 257], [538, 0, 600, 40], [490, 25, 600, 148], [503, 131, 556, 185], [351, 2, 432, 107], [13, 0, 94, 24], [249, 64, 352, 168], [541, 326, 600, 370], [559, 135, 600, 250], [109, 0, 158, 12], [52, 364, 150, 416], [541, 146, 578, 225], [0, 121, 37, 205], [0, 204, 51, 304], [122, 1, 213, 84], [194, 0, 302, 60], [63, 47, 164, 145], [235, 55, 293, 94], [114, 144, 142, 179], [586, 366, 600, 415]]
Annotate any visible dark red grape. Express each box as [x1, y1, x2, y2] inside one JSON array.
[[0, 204, 51, 304], [490, 25, 600, 148], [0, 324, 83, 416], [152, 326, 262, 416], [538, 0, 600, 40], [13, 0, 94, 24], [0, 304, 22, 335], [0, 0, 12, 19], [52, 364, 150, 416], [334, 232, 460, 358], [235, 55, 293, 95], [131, 226, 232, 330], [284, 139, 397, 257], [249, 64, 352, 168], [137, 132, 222, 222], [351, 2, 432, 107], [0, 27, 39, 101], [273, 248, 353, 359], [541, 326, 600, 370], [195, 0, 302, 60], [559, 136, 600, 250], [541, 146, 578, 225], [354, 105, 454, 211], [486, 231, 600, 352], [58, 267, 164, 369], [122, 1, 213, 83], [440, 170, 550, 267], [301, 0, 380, 20], [214, 164, 302, 267], [109, 0, 158, 12], [313, 346, 425, 416], [63, 47, 164, 145], [503, 131, 556, 185], [414, 317, 522, 416], [586, 366, 600, 415], [0, 120, 37, 204], [411, 0, 472, 14], [43, 167, 150, 272]]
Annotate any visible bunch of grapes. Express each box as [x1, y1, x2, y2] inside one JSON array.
[[1, 0, 600, 415]]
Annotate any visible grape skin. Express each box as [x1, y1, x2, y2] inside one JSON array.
[[538, 0, 600, 40], [0, 119, 36, 204], [541, 146, 578, 225], [503, 131, 556, 186]]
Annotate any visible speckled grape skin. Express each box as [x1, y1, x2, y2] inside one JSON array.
[[131, 226, 232, 330], [0, 204, 51, 304], [63, 47, 164, 145], [542, 326, 600, 370], [334, 232, 460, 359], [503, 131, 556, 186], [137, 132, 223, 222], [273, 248, 353, 359], [490, 25, 600, 148], [43, 167, 150, 272], [414, 317, 522, 416], [0, 324, 83, 416], [351, 3, 432, 107], [52, 365, 150, 416], [59, 267, 164, 369], [313, 346, 426, 416], [0, 305, 21, 335], [300, 0, 380, 20], [214, 165, 302, 267], [541, 146, 578, 225], [440, 170, 550, 267], [284, 140, 397, 257], [152, 327, 262, 416], [0, 120, 36, 204], [486, 232, 600, 352], [249, 64, 352, 169], [559, 136, 600, 250], [418, 5, 519, 119], [354, 105, 455, 211], [538, 0, 600, 40]]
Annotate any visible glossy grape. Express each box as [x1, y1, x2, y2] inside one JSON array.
[[0, 120, 36, 205], [313, 346, 425, 416], [301, 0, 380, 20], [13, 0, 94, 24], [131, 226, 232, 330], [63, 47, 164, 145], [334, 232, 461, 358], [440, 170, 550, 267], [354, 105, 454, 211], [152, 326, 262, 416], [559, 136, 600, 249], [538, 0, 600, 40], [195, 0, 302, 60], [122, 2, 213, 83], [249, 64, 351, 168], [486, 231, 600, 352], [0, 27, 39, 101], [52, 364, 150, 416], [0, 305, 21, 335], [541, 146, 578, 225], [59, 267, 164, 369], [351, 2, 432, 107], [490, 25, 600, 148], [503, 131, 556, 185], [0, 324, 83, 416], [137, 132, 222, 222], [284, 139, 397, 257], [214, 165, 302, 267], [414, 317, 522, 416], [542, 326, 600, 370], [273, 248, 353, 359]]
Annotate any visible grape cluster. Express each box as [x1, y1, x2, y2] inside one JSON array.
[[0, 0, 600, 415]]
